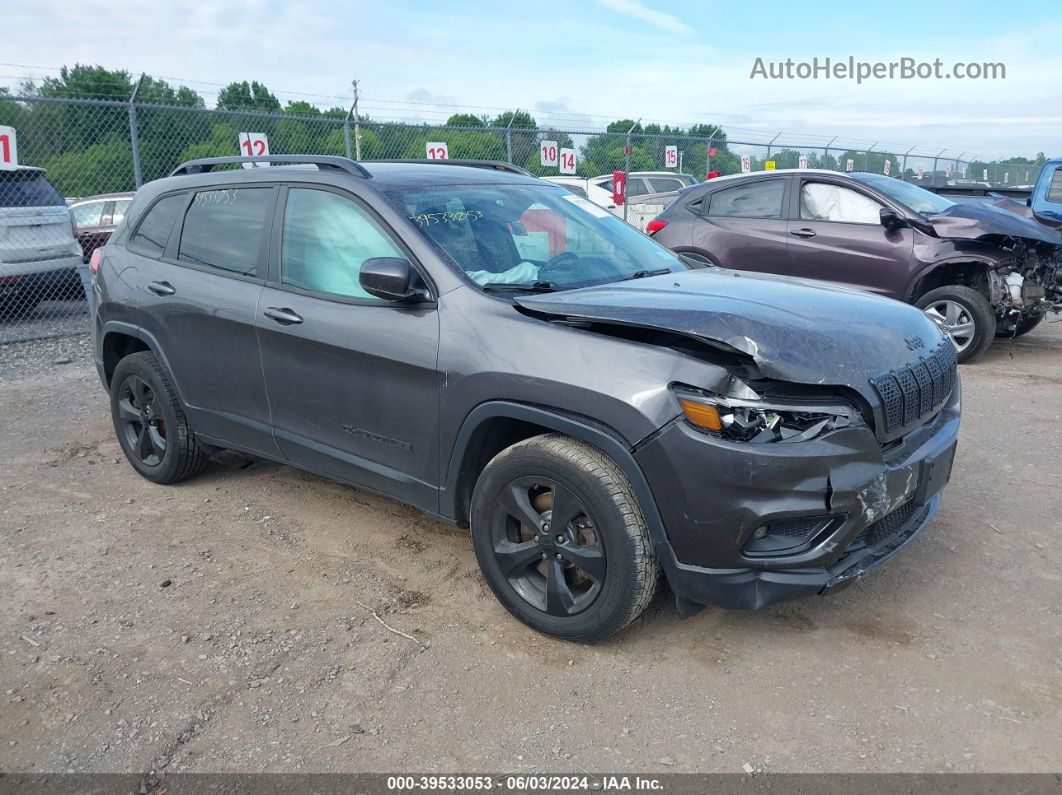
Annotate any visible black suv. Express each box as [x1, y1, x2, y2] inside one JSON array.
[[91, 155, 961, 642]]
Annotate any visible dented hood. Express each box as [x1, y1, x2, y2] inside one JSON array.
[[927, 200, 1062, 246], [516, 269, 946, 394]]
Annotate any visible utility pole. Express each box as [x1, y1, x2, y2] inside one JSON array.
[[128, 73, 146, 188], [352, 79, 363, 160]]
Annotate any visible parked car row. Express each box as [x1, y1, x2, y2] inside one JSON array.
[[647, 169, 1062, 362], [92, 155, 963, 642]]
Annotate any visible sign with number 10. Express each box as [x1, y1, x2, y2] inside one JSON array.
[[540, 140, 558, 167], [0, 125, 19, 171]]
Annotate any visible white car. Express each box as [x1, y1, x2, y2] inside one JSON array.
[[0, 166, 83, 316], [543, 171, 697, 210]]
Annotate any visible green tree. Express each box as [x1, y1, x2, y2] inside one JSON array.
[[446, 113, 488, 127], [217, 81, 280, 112]]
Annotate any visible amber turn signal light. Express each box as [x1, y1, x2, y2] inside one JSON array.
[[678, 397, 722, 432]]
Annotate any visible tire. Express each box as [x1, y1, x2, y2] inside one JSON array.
[[110, 351, 208, 484], [915, 285, 996, 364], [996, 312, 1045, 338], [470, 434, 659, 643]]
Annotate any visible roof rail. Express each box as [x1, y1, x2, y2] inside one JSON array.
[[370, 159, 533, 176], [169, 155, 371, 178]]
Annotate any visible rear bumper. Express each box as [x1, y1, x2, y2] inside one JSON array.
[[636, 387, 960, 611], [0, 254, 82, 280]]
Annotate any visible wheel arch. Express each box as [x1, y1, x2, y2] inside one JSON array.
[[906, 258, 1000, 305], [441, 402, 671, 552], [99, 322, 182, 399]]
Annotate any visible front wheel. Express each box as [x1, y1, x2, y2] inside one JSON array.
[[916, 285, 996, 364], [470, 434, 659, 643]]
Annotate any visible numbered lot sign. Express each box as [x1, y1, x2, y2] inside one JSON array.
[[540, 140, 558, 168], [764, 160, 776, 171], [664, 146, 678, 168], [740, 155, 751, 173], [798, 155, 808, 169], [559, 148, 577, 175], [918, 168, 924, 179], [0, 125, 19, 171], [426, 142, 449, 160], [983, 169, 989, 180], [846, 159, 855, 172], [238, 132, 270, 168], [884, 160, 891, 176]]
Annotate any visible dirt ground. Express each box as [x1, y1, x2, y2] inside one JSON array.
[[0, 325, 1060, 775]]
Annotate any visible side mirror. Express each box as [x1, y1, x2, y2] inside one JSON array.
[[880, 207, 908, 231], [359, 257, 427, 302]]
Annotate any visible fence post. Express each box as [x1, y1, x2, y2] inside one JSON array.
[[343, 103, 354, 160], [766, 132, 780, 160], [128, 73, 146, 188], [705, 135, 715, 177], [351, 81, 362, 160], [865, 142, 878, 172], [902, 146, 915, 181], [623, 119, 640, 223]]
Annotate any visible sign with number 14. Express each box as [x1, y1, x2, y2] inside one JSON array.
[[559, 148, 577, 175]]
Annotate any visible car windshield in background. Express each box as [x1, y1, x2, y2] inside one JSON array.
[[0, 170, 66, 207], [385, 184, 686, 292], [856, 173, 956, 216]]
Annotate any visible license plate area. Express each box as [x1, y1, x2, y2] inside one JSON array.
[[915, 442, 956, 505]]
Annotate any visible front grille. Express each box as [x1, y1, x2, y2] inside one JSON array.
[[870, 340, 957, 434], [852, 499, 918, 550]]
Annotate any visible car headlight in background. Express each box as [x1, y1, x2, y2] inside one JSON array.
[[673, 385, 861, 443]]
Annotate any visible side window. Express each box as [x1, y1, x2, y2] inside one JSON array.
[[800, 182, 883, 224], [178, 188, 273, 276], [564, 184, 588, 199], [111, 199, 132, 226], [281, 188, 404, 300], [626, 178, 650, 198], [129, 194, 186, 258], [1047, 169, 1062, 203], [71, 201, 104, 228], [708, 180, 785, 219], [649, 177, 683, 193]]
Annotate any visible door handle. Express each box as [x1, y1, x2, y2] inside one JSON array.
[[790, 228, 817, 238], [147, 281, 175, 296], [264, 307, 303, 325]]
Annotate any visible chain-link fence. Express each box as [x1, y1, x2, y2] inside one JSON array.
[[0, 92, 985, 344]]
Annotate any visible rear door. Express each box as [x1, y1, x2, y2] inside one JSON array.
[[785, 177, 914, 297], [257, 185, 441, 509], [690, 176, 789, 270], [135, 186, 279, 455]]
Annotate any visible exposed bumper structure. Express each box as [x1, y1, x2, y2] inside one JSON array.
[[636, 386, 960, 611]]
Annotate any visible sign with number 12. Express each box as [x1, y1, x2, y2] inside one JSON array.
[[238, 132, 270, 168], [0, 125, 18, 171], [559, 148, 577, 175], [426, 142, 449, 160]]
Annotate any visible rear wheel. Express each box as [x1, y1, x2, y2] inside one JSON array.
[[110, 351, 208, 484], [916, 285, 996, 363], [996, 312, 1045, 338], [470, 434, 658, 643]]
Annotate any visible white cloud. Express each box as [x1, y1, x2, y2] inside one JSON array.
[[595, 0, 693, 34]]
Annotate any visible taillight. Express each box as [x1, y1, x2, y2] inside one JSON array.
[[89, 248, 103, 275], [645, 219, 668, 236]]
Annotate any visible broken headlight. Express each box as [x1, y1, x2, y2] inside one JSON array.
[[673, 385, 860, 443]]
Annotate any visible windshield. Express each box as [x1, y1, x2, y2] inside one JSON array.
[[855, 174, 955, 216], [385, 183, 687, 291], [0, 170, 65, 208]]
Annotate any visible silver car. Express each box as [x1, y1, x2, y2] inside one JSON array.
[[0, 166, 83, 316]]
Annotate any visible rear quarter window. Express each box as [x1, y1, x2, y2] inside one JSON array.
[[0, 171, 65, 207], [129, 194, 187, 258], [177, 188, 274, 276], [1047, 169, 1062, 203]]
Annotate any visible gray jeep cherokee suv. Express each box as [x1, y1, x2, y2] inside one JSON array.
[[91, 155, 961, 642]]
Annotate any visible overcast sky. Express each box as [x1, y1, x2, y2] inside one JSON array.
[[3, 0, 1060, 158]]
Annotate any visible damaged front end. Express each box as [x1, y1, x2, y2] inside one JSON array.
[[984, 238, 1062, 332]]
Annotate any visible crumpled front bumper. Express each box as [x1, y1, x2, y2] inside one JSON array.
[[635, 387, 960, 610]]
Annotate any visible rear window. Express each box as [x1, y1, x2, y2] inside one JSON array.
[[1047, 169, 1062, 203], [0, 170, 65, 208], [177, 188, 273, 276], [129, 194, 187, 258], [708, 180, 785, 219], [649, 177, 685, 193]]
